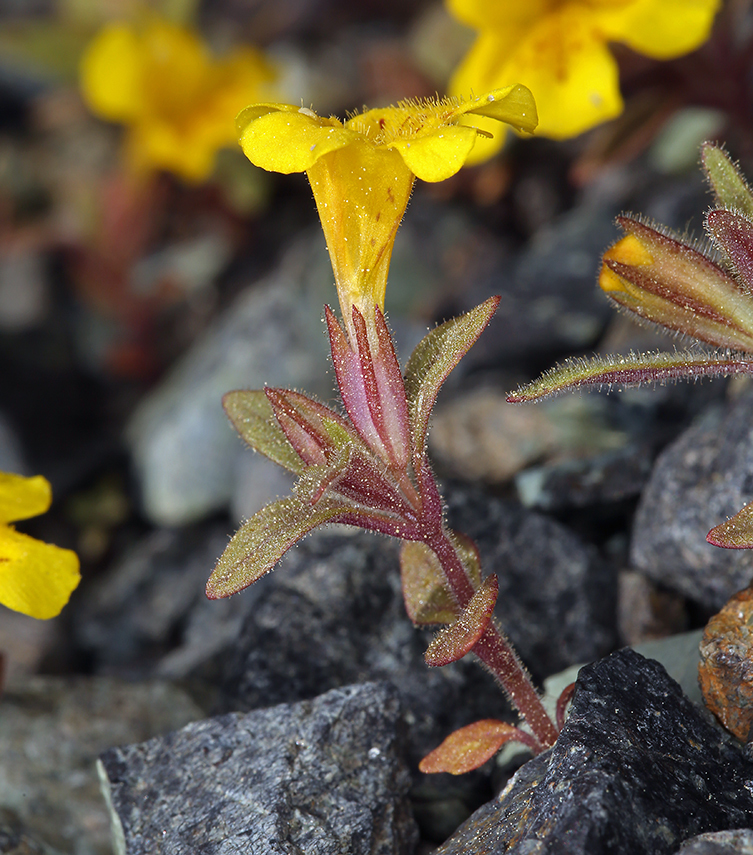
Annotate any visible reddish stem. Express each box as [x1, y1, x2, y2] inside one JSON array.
[[426, 526, 559, 751]]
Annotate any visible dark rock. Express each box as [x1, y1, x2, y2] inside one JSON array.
[[631, 391, 753, 610], [98, 682, 418, 855], [72, 521, 251, 683], [435, 648, 753, 854], [678, 829, 753, 854]]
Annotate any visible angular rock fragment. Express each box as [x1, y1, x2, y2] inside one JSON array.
[[99, 682, 418, 855]]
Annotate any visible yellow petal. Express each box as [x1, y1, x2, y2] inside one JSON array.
[[597, 0, 721, 59], [238, 106, 355, 174], [0, 473, 51, 524], [500, 8, 623, 139], [390, 125, 477, 182], [307, 141, 414, 316], [0, 526, 80, 619], [80, 22, 143, 122], [463, 85, 538, 135], [446, 0, 549, 32]]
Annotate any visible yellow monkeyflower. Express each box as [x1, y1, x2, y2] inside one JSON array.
[[0, 473, 80, 619], [237, 88, 536, 326], [448, 0, 721, 159], [80, 15, 278, 182]]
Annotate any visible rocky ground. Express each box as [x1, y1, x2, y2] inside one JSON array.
[[3, 2, 753, 853]]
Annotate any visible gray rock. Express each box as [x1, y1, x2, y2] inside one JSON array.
[[98, 682, 418, 855], [0, 675, 202, 855], [631, 391, 753, 610], [678, 830, 753, 854], [436, 649, 753, 854], [126, 234, 334, 527]]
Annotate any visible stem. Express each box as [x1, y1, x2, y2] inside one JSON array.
[[427, 525, 559, 751]]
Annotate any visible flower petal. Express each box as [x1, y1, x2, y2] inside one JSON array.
[[462, 85, 538, 135], [0, 526, 80, 619], [80, 22, 143, 122], [597, 0, 721, 59], [0, 473, 51, 524], [390, 125, 477, 182], [237, 106, 355, 174]]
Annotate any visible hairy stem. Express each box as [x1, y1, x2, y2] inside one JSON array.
[[427, 526, 559, 751]]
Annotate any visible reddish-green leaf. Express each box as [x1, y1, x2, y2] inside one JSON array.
[[206, 496, 346, 598], [404, 296, 500, 458], [424, 574, 498, 666], [418, 719, 526, 774], [400, 534, 481, 626], [223, 390, 305, 473], [707, 501, 753, 549], [507, 350, 753, 403], [706, 209, 753, 295]]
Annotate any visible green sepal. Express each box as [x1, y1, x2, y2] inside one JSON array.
[[404, 296, 500, 457], [702, 143, 753, 219], [707, 501, 753, 549], [223, 390, 305, 473], [206, 495, 346, 598], [507, 350, 753, 403]]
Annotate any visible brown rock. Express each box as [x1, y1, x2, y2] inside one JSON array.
[[699, 586, 753, 741]]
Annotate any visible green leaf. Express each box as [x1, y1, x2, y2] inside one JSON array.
[[206, 496, 345, 598], [424, 574, 498, 667], [404, 296, 500, 457], [707, 501, 753, 549], [507, 350, 753, 403], [223, 390, 305, 473], [702, 143, 753, 219], [400, 533, 482, 626]]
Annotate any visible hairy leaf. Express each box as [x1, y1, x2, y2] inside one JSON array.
[[424, 574, 498, 667], [400, 534, 481, 626], [223, 390, 305, 473], [507, 350, 753, 403], [404, 296, 500, 458], [702, 143, 753, 219], [706, 209, 753, 295], [206, 496, 346, 598], [419, 719, 534, 775], [707, 501, 753, 549]]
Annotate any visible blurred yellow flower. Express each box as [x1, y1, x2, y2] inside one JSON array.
[[448, 0, 721, 159], [0, 473, 80, 619], [80, 16, 278, 182], [237, 88, 536, 324]]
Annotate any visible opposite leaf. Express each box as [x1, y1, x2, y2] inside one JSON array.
[[702, 143, 753, 219], [424, 573, 498, 666], [418, 719, 527, 775], [223, 390, 305, 474], [206, 495, 346, 598], [707, 501, 753, 549], [400, 533, 481, 626], [404, 296, 500, 458]]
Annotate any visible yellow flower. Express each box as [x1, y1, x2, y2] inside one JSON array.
[[0, 473, 80, 619], [448, 0, 721, 159], [237, 88, 536, 324], [80, 15, 278, 182]]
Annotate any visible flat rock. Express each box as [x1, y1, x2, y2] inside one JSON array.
[[0, 676, 202, 855], [631, 391, 753, 610], [435, 648, 753, 854], [98, 682, 418, 855]]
